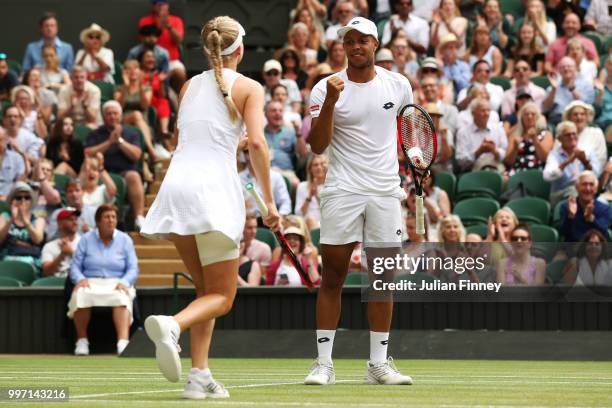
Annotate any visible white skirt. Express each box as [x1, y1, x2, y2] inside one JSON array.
[[67, 278, 136, 324]]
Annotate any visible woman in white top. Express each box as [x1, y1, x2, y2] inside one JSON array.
[[11, 85, 47, 138], [465, 25, 503, 76], [39, 45, 70, 94], [75, 24, 114, 84], [567, 38, 598, 85], [141, 16, 280, 399], [564, 229, 612, 286], [295, 154, 327, 230], [79, 155, 117, 210], [431, 0, 468, 58]]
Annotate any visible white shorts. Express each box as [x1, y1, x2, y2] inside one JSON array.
[[195, 231, 239, 266], [320, 187, 405, 246]]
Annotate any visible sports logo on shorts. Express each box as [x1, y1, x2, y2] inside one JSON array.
[[396, 229, 402, 236], [351, 20, 360, 25], [383, 102, 394, 110], [318, 337, 330, 343], [381, 340, 389, 345]]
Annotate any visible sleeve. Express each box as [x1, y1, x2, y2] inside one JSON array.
[[273, 173, 292, 215], [41, 242, 56, 263], [286, 80, 302, 104], [22, 43, 34, 71], [399, 75, 414, 107], [127, 46, 138, 61], [454, 128, 471, 165], [543, 152, 563, 181], [294, 182, 308, 215], [14, 154, 25, 180], [69, 237, 87, 284], [102, 49, 115, 75], [57, 87, 69, 112], [545, 42, 556, 64], [309, 80, 327, 118], [173, 16, 184, 38], [64, 43, 75, 71], [26, 133, 44, 159], [124, 128, 142, 147], [589, 150, 602, 176], [119, 235, 139, 287], [88, 85, 101, 113], [418, 20, 430, 49], [501, 91, 513, 117]]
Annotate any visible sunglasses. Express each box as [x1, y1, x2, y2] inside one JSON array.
[[265, 70, 280, 76], [88, 35, 101, 40], [13, 195, 32, 201], [510, 235, 530, 242], [515, 67, 529, 72]]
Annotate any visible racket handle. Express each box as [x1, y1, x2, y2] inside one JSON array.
[[415, 195, 425, 236], [245, 182, 269, 217]]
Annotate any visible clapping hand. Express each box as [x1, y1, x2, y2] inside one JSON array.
[[567, 195, 578, 219]]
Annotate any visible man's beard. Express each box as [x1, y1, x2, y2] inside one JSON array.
[[347, 55, 374, 69]]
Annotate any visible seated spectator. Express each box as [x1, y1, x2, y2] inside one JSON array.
[[68, 204, 138, 356], [264, 100, 307, 187], [514, 0, 556, 49], [545, 13, 599, 74], [238, 238, 262, 287], [375, 48, 394, 71], [47, 117, 85, 177], [502, 90, 534, 132], [41, 208, 81, 277], [30, 159, 62, 220], [381, 0, 429, 55], [324, 0, 356, 49], [295, 154, 327, 230], [0, 54, 19, 102], [584, 0, 612, 36], [114, 59, 157, 162], [595, 55, 612, 131], [388, 35, 419, 88], [239, 145, 292, 218], [326, 40, 347, 73], [457, 60, 504, 112], [80, 154, 117, 213], [11, 85, 47, 138], [273, 215, 319, 268], [504, 23, 545, 78], [486, 207, 519, 265], [476, 0, 510, 53], [496, 223, 546, 285], [542, 57, 594, 126], [430, 0, 468, 58], [0, 127, 26, 200], [457, 85, 501, 131], [139, 49, 171, 136], [292, 6, 324, 53], [504, 102, 553, 176], [22, 12, 74, 72], [288, 22, 317, 66], [75, 23, 114, 84], [455, 98, 507, 172], [138, 0, 187, 93], [270, 84, 302, 130], [418, 74, 458, 139], [566, 38, 597, 85], [423, 169, 451, 222], [464, 26, 503, 77], [404, 214, 427, 243], [0, 182, 46, 270], [431, 214, 468, 282], [57, 65, 102, 129], [560, 171, 610, 242], [22, 68, 56, 124], [424, 103, 452, 172], [563, 229, 612, 285], [276, 48, 309, 91], [47, 178, 95, 240], [2, 105, 45, 170], [127, 24, 170, 75], [437, 33, 470, 97], [546, 0, 584, 35], [563, 101, 606, 170], [84, 101, 145, 229], [262, 59, 302, 113], [38, 44, 71, 94], [243, 212, 272, 268], [266, 226, 320, 286], [544, 121, 599, 206], [411, 0, 441, 22], [501, 59, 547, 118]]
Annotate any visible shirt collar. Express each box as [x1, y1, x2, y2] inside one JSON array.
[[95, 228, 117, 240]]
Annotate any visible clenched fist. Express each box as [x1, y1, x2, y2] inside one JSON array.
[[325, 76, 345, 104]]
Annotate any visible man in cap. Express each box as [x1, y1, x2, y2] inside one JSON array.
[[305, 16, 413, 386], [262, 59, 302, 112], [41, 207, 81, 277], [46, 178, 95, 240], [437, 33, 470, 97]]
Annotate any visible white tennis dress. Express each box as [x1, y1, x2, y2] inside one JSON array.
[[140, 68, 245, 245]]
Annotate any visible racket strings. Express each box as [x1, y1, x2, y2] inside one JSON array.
[[399, 109, 435, 169]]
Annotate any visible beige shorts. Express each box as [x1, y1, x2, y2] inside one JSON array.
[[195, 231, 240, 266]]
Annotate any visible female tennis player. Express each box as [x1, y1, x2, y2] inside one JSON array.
[[140, 16, 280, 399], [304, 16, 413, 386]]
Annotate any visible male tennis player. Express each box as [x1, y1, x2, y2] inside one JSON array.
[[304, 17, 413, 385]]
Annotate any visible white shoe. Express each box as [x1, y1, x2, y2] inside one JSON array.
[[74, 338, 89, 356], [135, 216, 146, 231], [304, 359, 335, 385], [117, 339, 129, 355], [182, 371, 229, 399], [364, 357, 413, 385], [145, 315, 182, 382]]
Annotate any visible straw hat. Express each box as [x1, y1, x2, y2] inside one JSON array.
[[375, 48, 394, 63], [562, 100, 595, 123], [437, 33, 459, 52], [80, 23, 110, 45]]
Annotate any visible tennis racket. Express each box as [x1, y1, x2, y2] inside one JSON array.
[[397, 104, 438, 235], [245, 183, 315, 289]]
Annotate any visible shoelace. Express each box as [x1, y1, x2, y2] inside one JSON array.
[[310, 360, 334, 378], [170, 328, 182, 353], [205, 379, 226, 394], [369, 357, 401, 377]]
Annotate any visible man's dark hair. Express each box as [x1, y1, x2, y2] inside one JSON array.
[[39, 12, 57, 27], [472, 59, 491, 72], [139, 24, 162, 37]]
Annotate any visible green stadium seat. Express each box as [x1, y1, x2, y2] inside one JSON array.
[[256, 227, 277, 251], [490, 76, 511, 90], [74, 123, 92, 143], [376, 19, 388, 41], [7, 59, 21, 75], [0, 276, 23, 287], [453, 197, 500, 226], [434, 171, 456, 203], [583, 31, 603, 56], [310, 228, 320, 251], [545, 260, 566, 284], [53, 174, 70, 194], [507, 169, 551, 200], [456, 171, 504, 201], [113, 60, 123, 85], [147, 105, 158, 129], [465, 223, 488, 238], [529, 224, 559, 242], [344, 272, 368, 286], [109, 172, 126, 206], [531, 75, 550, 89], [505, 197, 551, 225], [603, 35, 612, 55], [31, 276, 66, 287], [0, 200, 8, 214], [552, 201, 563, 229], [0, 260, 37, 285], [91, 79, 115, 103], [500, 0, 524, 16]]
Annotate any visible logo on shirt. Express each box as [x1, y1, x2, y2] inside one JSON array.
[[383, 102, 394, 110]]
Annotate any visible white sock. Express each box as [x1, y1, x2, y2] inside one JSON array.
[[191, 367, 212, 380], [316, 330, 335, 365], [369, 331, 389, 365]]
